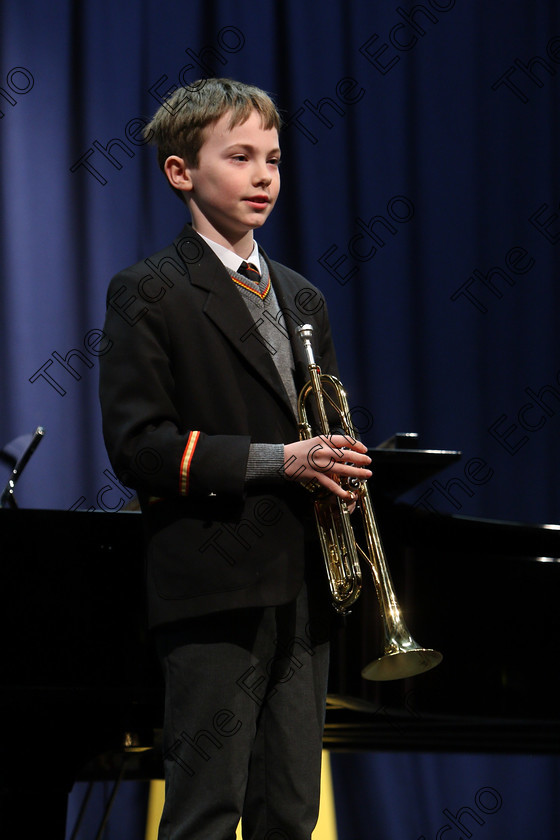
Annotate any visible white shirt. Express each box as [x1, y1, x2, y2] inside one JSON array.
[[197, 232, 262, 275]]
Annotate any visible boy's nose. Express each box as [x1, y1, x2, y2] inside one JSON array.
[[253, 163, 272, 185]]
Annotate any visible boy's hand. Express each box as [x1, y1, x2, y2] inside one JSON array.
[[283, 435, 372, 500]]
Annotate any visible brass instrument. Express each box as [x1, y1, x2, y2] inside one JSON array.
[[296, 324, 442, 681]]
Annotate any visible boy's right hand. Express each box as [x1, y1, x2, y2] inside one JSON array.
[[283, 435, 372, 500]]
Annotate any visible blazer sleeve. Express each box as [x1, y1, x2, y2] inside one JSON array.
[[98, 269, 250, 500]]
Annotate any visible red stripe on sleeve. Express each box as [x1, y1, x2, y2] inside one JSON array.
[[179, 431, 200, 495]]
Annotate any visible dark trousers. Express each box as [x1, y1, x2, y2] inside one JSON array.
[[154, 579, 331, 840]]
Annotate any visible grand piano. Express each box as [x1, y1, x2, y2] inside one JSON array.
[[2, 434, 560, 836]]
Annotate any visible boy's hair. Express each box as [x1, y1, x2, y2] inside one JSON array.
[[144, 77, 281, 203]]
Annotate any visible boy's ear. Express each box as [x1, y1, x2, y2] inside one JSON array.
[[164, 156, 193, 194]]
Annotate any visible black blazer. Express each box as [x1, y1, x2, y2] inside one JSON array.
[[99, 225, 338, 627]]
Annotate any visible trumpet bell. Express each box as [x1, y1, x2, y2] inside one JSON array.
[[361, 646, 443, 681]]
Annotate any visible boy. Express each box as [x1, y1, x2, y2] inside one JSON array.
[[99, 78, 371, 840]]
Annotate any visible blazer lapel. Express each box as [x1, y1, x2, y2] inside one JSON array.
[[174, 227, 297, 416], [262, 253, 314, 393]]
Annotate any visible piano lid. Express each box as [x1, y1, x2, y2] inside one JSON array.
[[369, 432, 461, 499]]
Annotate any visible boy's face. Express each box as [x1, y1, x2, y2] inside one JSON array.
[[177, 109, 281, 249]]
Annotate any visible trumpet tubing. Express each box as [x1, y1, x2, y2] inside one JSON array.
[[296, 324, 442, 681]]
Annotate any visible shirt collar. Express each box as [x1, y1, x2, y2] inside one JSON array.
[[197, 232, 262, 275]]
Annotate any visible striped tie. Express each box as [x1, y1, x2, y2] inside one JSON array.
[[238, 261, 261, 281]]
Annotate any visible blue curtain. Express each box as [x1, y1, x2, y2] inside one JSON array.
[[1, 0, 559, 837], [331, 752, 560, 839]]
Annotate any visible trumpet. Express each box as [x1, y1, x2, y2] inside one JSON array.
[[296, 324, 442, 681]]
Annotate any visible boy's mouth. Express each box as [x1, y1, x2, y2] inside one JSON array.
[[245, 195, 270, 207]]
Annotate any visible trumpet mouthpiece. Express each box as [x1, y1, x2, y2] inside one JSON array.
[[297, 324, 314, 342]]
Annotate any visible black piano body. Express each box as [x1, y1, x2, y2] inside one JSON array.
[[326, 500, 560, 754], [324, 441, 560, 754], [2, 443, 560, 834], [0, 507, 162, 835]]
